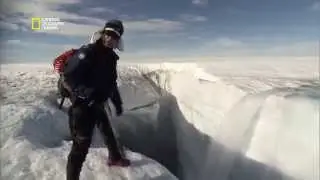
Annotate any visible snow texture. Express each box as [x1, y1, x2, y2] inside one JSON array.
[[0, 58, 319, 180]]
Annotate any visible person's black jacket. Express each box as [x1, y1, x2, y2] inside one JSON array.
[[63, 39, 123, 108]]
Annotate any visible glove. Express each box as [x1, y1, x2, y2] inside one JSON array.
[[72, 86, 95, 106], [115, 104, 123, 116], [57, 77, 70, 98]]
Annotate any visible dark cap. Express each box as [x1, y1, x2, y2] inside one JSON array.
[[103, 19, 124, 37]]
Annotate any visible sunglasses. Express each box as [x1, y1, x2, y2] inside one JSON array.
[[102, 30, 120, 40]]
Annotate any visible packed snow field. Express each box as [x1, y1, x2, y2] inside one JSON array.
[[0, 58, 319, 180]]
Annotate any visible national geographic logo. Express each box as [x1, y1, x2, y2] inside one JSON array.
[[31, 18, 41, 30], [31, 17, 64, 30]]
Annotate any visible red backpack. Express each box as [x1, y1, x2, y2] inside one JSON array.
[[53, 49, 78, 108], [53, 48, 77, 74]]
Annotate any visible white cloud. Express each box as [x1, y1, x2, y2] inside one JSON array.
[[33, 18, 184, 37], [11, 1, 105, 25], [6, 39, 21, 44], [264, 41, 319, 56], [192, 0, 208, 6], [225, 7, 247, 15], [311, 2, 320, 11], [118, 14, 148, 21], [203, 37, 244, 48], [118, 14, 133, 20], [187, 36, 202, 40], [0, 0, 80, 14], [87, 7, 115, 14], [2, 0, 184, 37], [41, 0, 81, 4], [179, 14, 207, 22], [124, 19, 184, 33], [1, 0, 107, 37], [198, 37, 318, 57], [3, 39, 79, 49], [0, 21, 20, 31], [1, 40, 80, 62]]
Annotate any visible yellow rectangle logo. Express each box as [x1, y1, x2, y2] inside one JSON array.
[[31, 18, 41, 30]]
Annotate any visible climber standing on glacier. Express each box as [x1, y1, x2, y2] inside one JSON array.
[[61, 19, 130, 180]]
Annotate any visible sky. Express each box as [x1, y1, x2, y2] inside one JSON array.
[[0, 0, 319, 63]]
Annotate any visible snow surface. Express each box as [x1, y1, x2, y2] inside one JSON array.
[[0, 58, 319, 180]]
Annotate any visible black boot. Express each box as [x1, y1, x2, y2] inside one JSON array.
[[66, 153, 83, 180], [107, 155, 130, 167], [66, 140, 91, 180]]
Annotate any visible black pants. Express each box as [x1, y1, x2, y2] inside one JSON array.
[[66, 103, 122, 180]]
